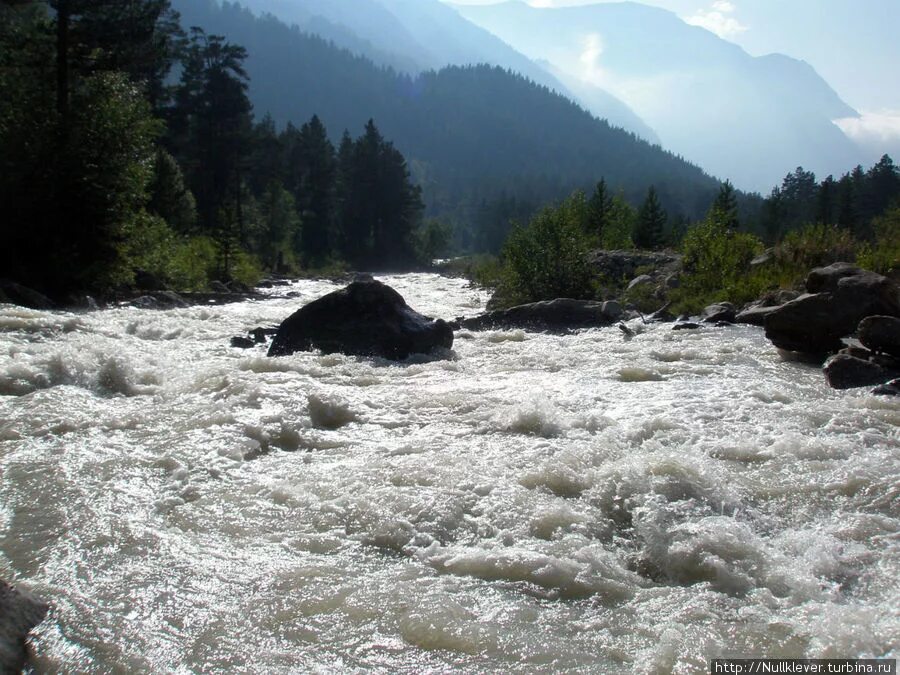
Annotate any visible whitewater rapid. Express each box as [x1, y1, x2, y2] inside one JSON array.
[[0, 274, 898, 673]]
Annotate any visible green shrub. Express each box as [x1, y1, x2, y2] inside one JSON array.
[[857, 208, 900, 275], [498, 192, 594, 305], [230, 250, 264, 288], [169, 236, 218, 291], [600, 195, 636, 250], [123, 211, 178, 284], [672, 215, 764, 313], [776, 223, 857, 281]]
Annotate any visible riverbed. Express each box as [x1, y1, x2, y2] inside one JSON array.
[[1, 274, 898, 672]]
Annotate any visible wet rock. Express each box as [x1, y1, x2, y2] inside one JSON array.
[[858, 315, 900, 358], [230, 336, 255, 349], [673, 321, 701, 331], [764, 264, 900, 356], [251, 327, 278, 344], [701, 302, 736, 324], [736, 290, 801, 326], [459, 298, 622, 332], [823, 354, 898, 390], [873, 378, 900, 396], [210, 280, 231, 294], [157, 291, 189, 308], [646, 302, 675, 323], [0, 280, 55, 310], [0, 579, 48, 673], [735, 305, 778, 326], [226, 280, 251, 294], [839, 346, 873, 360], [805, 262, 869, 293], [268, 279, 453, 359], [129, 291, 188, 310]]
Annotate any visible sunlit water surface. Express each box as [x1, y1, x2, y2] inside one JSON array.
[[1, 274, 898, 673]]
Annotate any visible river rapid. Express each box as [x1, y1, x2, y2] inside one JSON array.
[[1, 273, 898, 673]]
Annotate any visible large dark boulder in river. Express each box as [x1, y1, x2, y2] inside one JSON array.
[[823, 354, 899, 390], [267, 279, 453, 359], [1, 579, 48, 672], [0, 280, 55, 310], [458, 298, 622, 332], [764, 264, 900, 356], [736, 290, 800, 326], [700, 302, 736, 324], [858, 316, 900, 358]]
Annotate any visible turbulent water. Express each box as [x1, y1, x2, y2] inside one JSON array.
[[1, 273, 898, 673]]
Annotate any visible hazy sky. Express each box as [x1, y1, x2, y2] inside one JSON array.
[[445, 0, 900, 151]]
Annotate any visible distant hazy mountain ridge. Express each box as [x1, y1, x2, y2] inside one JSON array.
[[453, 1, 863, 192], [172, 0, 720, 225], [229, 0, 659, 143]]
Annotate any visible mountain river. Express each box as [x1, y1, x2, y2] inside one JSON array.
[[1, 273, 898, 672]]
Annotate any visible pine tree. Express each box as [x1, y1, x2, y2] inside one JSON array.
[[172, 28, 253, 278], [297, 115, 336, 263], [634, 186, 667, 249], [710, 180, 739, 230], [587, 178, 613, 243]]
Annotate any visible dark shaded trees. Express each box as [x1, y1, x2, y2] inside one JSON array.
[[587, 179, 613, 243], [634, 186, 667, 249], [710, 180, 739, 230], [1, 2, 165, 294], [171, 27, 253, 277], [335, 120, 424, 268], [296, 115, 337, 263]]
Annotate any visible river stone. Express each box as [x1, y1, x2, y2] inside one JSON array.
[[736, 305, 778, 326], [764, 264, 900, 356], [267, 279, 453, 359], [458, 298, 622, 331], [873, 378, 900, 396], [858, 315, 900, 357], [701, 302, 736, 324], [0, 280, 55, 310], [230, 336, 255, 349], [823, 354, 897, 390], [0, 580, 48, 673]]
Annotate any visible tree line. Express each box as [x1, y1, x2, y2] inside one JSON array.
[[487, 155, 899, 311], [0, 0, 427, 299]]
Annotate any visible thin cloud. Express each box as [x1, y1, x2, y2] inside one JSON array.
[[685, 1, 748, 40], [836, 110, 900, 146]]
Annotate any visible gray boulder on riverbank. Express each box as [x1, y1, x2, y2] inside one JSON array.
[[858, 316, 900, 358], [457, 298, 622, 332], [267, 279, 453, 359], [823, 354, 900, 390], [764, 263, 900, 356], [1, 580, 48, 672]]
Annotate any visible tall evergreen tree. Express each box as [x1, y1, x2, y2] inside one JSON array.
[[816, 175, 836, 225], [172, 27, 253, 278], [335, 120, 423, 267], [297, 115, 337, 263], [710, 180, 739, 230], [587, 178, 613, 242], [634, 186, 667, 249]]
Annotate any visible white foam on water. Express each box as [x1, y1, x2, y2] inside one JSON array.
[[1, 275, 898, 672]]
